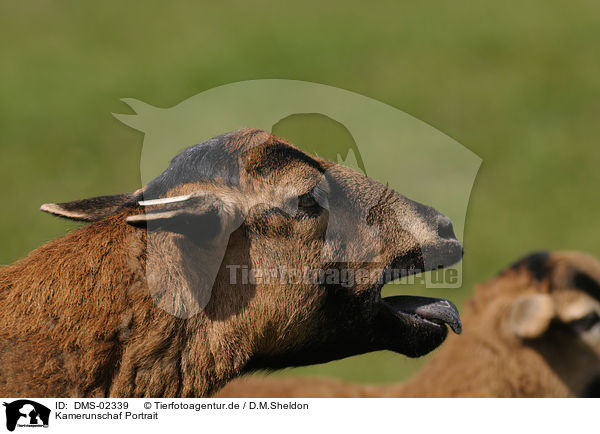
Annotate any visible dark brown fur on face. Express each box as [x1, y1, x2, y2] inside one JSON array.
[[1, 129, 463, 397], [217, 251, 600, 398]]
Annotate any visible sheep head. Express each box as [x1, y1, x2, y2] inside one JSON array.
[[41, 128, 464, 369], [473, 251, 600, 396]]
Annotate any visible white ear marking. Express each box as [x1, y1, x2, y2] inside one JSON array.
[[40, 203, 90, 220], [138, 194, 193, 207], [126, 211, 182, 224]]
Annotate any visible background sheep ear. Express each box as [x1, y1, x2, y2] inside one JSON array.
[[126, 194, 234, 244], [509, 294, 555, 339], [41, 193, 135, 222]]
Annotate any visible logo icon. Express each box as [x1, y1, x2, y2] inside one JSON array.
[[3, 401, 50, 432], [112, 79, 481, 318]]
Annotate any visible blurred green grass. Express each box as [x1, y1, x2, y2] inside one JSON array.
[[1, 0, 599, 384]]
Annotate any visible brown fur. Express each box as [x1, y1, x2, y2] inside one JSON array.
[[217, 251, 600, 397], [1, 129, 464, 397]]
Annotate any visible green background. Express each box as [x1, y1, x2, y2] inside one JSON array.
[[1, 1, 599, 383]]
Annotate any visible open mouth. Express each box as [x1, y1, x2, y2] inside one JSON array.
[[381, 295, 462, 335], [375, 241, 464, 356], [376, 292, 462, 357]]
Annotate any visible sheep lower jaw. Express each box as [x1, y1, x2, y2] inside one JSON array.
[[375, 295, 462, 357], [381, 296, 462, 334]]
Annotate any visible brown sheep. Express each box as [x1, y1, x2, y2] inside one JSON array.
[[217, 251, 600, 397], [0, 128, 463, 397]]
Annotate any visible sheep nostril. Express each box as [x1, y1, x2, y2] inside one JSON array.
[[437, 215, 456, 240]]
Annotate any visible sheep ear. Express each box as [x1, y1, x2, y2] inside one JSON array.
[[509, 294, 555, 339], [131, 193, 242, 318], [41, 193, 135, 222], [126, 193, 234, 243]]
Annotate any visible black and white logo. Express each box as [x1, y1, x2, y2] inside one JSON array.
[[3, 401, 50, 432]]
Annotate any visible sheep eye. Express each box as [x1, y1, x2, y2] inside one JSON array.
[[298, 192, 318, 209], [569, 312, 600, 333]]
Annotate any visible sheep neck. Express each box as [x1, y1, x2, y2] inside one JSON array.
[[0, 211, 251, 397]]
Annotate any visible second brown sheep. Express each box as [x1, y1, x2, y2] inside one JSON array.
[[218, 251, 600, 397]]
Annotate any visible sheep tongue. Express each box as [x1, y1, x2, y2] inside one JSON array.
[[384, 296, 462, 334]]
